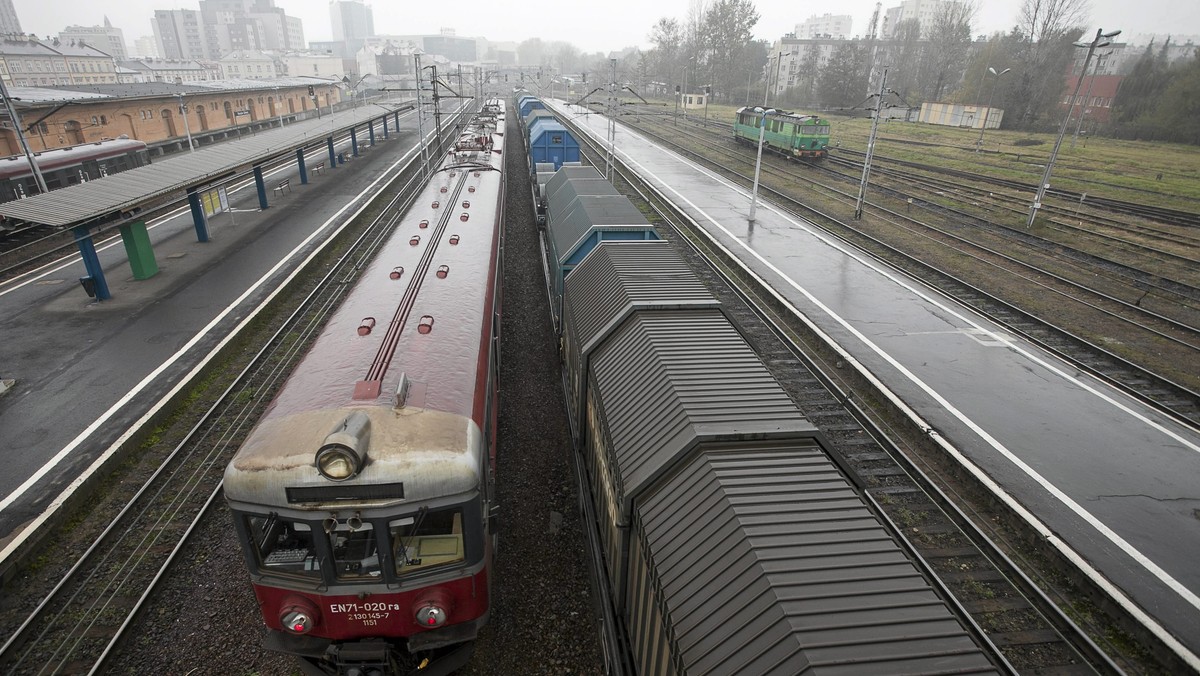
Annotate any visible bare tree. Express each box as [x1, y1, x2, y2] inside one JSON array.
[[703, 0, 759, 102], [1014, 0, 1090, 125], [920, 0, 979, 101], [649, 17, 683, 87]]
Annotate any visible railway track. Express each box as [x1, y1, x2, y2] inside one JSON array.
[[615, 111, 1200, 425], [0, 116, 471, 674], [561, 105, 1126, 673]]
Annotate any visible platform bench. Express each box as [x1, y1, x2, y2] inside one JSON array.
[[273, 179, 291, 197], [311, 162, 325, 176]]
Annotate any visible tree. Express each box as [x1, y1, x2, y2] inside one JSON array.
[[919, 0, 978, 101], [649, 17, 682, 88], [702, 0, 759, 102], [816, 42, 870, 108], [1012, 0, 1089, 126], [517, 38, 545, 68]]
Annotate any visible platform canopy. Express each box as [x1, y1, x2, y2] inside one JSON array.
[[0, 98, 415, 227]]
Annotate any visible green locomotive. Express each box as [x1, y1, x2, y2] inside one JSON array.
[[733, 106, 830, 160]]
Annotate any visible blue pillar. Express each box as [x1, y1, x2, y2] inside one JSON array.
[[253, 166, 268, 209], [327, 136, 336, 168], [297, 147, 309, 185], [368, 121, 375, 146], [187, 188, 210, 242], [73, 226, 111, 301], [351, 127, 359, 157], [393, 111, 399, 129], [382, 114, 389, 139]]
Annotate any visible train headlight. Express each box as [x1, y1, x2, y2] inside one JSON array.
[[316, 411, 371, 481], [415, 604, 447, 628], [279, 596, 320, 634], [316, 445, 360, 480], [282, 609, 313, 634]]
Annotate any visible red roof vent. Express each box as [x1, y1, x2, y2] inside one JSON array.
[[449, 234, 460, 245], [436, 265, 449, 278], [461, 201, 470, 209], [468, 186, 476, 193], [419, 219, 429, 229], [460, 213, 469, 222], [410, 235, 420, 246], [431, 201, 440, 209], [389, 266, 404, 280], [358, 317, 376, 336], [418, 315, 434, 334], [473, 171, 480, 177], [440, 186, 447, 193]]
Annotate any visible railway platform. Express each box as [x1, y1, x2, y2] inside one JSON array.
[[548, 99, 1200, 669], [0, 118, 423, 569]]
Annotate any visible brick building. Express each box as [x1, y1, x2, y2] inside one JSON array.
[[1, 79, 340, 155]]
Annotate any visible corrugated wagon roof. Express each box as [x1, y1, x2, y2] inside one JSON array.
[[0, 101, 412, 227], [590, 310, 813, 511], [552, 195, 650, 266], [636, 444, 999, 675], [563, 240, 718, 355]]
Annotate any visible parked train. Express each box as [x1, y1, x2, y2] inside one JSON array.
[[733, 106, 830, 159], [0, 137, 150, 203], [526, 96, 1000, 674], [223, 100, 507, 675]]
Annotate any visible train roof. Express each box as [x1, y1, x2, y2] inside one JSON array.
[[225, 109, 506, 510], [0, 137, 148, 178], [588, 309, 816, 517], [735, 106, 826, 124], [562, 241, 719, 356], [635, 442, 1000, 674], [550, 196, 652, 266]]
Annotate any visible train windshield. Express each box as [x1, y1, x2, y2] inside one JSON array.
[[239, 505, 470, 583], [244, 514, 322, 580], [391, 507, 466, 576]]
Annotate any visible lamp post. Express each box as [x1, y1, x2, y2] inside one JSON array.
[[1028, 28, 1120, 228], [0, 77, 47, 194], [975, 66, 1010, 152], [274, 86, 285, 128], [1071, 50, 1109, 149], [748, 106, 775, 223], [177, 94, 195, 154]]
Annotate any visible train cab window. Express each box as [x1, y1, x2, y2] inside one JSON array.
[[329, 522, 381, 580], [390, 507, 465, 575], [244, 514, 322, 579]]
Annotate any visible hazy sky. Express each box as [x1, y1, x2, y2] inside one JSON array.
[[14, 0, 1200, 54]]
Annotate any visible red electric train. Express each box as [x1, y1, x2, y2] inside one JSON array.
[[224, 100, 507, 676]]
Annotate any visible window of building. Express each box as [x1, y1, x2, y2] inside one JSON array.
[[91, 116, 98, 125], [100, 115, 107, 125]]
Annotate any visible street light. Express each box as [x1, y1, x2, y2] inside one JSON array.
[[273, 86, 285, 128], [748, 106, 775, 223], [177, 94, 195, 154], [976, 66, 1010, 152], [1071, 50, 1109, 148], [1028, 28, 1120, 228]]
